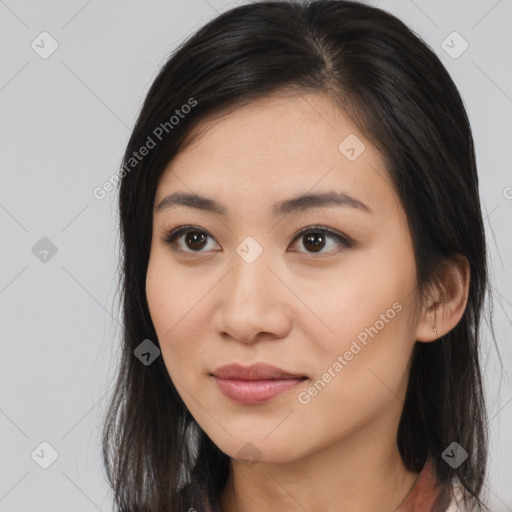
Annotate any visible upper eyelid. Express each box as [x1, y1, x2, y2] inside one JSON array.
[[163, 224, 348, 240]]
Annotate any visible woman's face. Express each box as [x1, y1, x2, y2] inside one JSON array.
[[146, 91, 425, 464]]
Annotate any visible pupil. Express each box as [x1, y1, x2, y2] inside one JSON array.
[[186, 232, 207, 250], [304, 233, 325, 252]]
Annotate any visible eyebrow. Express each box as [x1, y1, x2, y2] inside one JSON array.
[[155, 190, 372, 217]]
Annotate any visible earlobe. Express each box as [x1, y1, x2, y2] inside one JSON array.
[[414, 255, 470, 343]]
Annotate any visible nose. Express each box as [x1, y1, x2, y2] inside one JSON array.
[[212, 251, 293, 344]]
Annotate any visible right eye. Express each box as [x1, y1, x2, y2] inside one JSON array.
[[161, 225, 220, 255]]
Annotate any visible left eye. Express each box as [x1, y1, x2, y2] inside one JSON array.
[[161, 225, 352, 256], [290, 226, 352, 254]]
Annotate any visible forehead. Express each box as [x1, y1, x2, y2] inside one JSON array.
[[155, 92, 394, 218], [175, 92, 369, 170]]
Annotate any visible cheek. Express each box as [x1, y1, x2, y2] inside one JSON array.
[[294, 247, 417, 411], [301, 252, 415, 352], [301, 292, 412, 405], [292, 291, 415, 456], [146, 256, 210, 376]]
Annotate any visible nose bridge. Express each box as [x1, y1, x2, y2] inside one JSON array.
[[214, 241, 290, 342], [226, 243, 274, 314]]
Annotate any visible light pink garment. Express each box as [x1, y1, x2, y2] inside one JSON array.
[[396, 458, 459, 512]]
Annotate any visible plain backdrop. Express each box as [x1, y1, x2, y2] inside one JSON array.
[[0, 0, 511, 510]]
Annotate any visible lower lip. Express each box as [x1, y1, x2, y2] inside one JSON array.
[[212, 376, 306, 404]]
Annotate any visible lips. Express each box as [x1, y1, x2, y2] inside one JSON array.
[[210, 363, 307, 404], [211, 363, 306, 381]]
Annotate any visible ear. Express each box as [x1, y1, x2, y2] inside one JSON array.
[[415, 254, 470, 343]]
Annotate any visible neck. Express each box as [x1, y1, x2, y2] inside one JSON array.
[[219, 419, 420, 512]]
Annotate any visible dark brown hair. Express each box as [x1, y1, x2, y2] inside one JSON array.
[[102, 1, 496, 510]]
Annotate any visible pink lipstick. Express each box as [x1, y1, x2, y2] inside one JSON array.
[[211, 363, 307, 404]]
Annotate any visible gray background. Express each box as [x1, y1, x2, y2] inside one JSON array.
[[0, 0, 511, 510]]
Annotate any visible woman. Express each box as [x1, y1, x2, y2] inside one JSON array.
[[102, 1, 494, 511]]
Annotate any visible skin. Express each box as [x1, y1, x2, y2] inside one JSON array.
[[145, 90, 470, 512]]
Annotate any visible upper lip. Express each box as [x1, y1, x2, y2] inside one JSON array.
[[211, 363, 306, 380]]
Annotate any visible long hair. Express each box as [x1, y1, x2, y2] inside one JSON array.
[[101, 1, 495, 510]]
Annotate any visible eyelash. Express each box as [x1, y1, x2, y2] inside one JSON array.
[[160, 224, 353, 257]]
